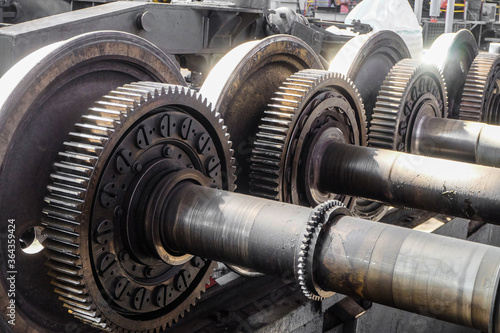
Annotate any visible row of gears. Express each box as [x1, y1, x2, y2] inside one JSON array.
[[2, 28, 500, 333]]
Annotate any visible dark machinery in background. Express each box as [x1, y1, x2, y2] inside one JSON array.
[[3, 1, 500, 333]]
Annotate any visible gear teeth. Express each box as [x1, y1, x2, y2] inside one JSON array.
[[249, 69, 367, 202], [74, 122, 114, 137], [45, 249, 81, 265], [43, 227, 79, 245], [459, 53, 500, 123], [50, 279, 86, 294], [54, 288, 90, 302], [47, 183, 85, 199], [63, 141, 103, 156], [43, 82, 235, 332], [49, 171, 90, 187], [297, 200, 345, 300], [368, 59, 448, 150], [101, 94, 137, 107], [68, 132, 108, 146], [46, 260, 81, 276]]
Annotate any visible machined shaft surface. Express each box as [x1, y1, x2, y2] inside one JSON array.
[[158, 182, 500, 332], [319, 142, 500, 223], [316, 215, 500, 332], [412, 116, 500, 167], [163, 182, 312, 276]]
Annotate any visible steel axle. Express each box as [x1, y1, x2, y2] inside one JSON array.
[[149, 178, 500, 333], [412, 116, 500, 167], [318, 142, 500, 223], [369, 59, 500, 168]]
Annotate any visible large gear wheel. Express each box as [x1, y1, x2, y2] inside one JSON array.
[[200, 35, 323, 193], [424, 29, 478, 119], [459, 52, 500, 124], [0, 31, 184, 333], [369, 59, 448, 152], [249, 69, 367, 208], [43, 83, 236, 332], [328, 31, 411, 125]]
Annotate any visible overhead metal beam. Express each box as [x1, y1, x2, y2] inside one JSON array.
[[0, 1, 263, 76]]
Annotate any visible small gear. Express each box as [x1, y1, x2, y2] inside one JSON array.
[[459, 52, 500, 124], [42, 83, 236, 332], [249, 69, 367, 208], [296, 200, 350, 301]]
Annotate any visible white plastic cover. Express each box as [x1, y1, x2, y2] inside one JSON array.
[[345, 0, 423, 59]]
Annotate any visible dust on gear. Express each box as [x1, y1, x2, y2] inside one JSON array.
[[42, 83, 236, 332]]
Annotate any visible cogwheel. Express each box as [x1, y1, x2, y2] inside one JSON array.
[[42, 83, 236, 332], [296, 200, 350, 301], [249, 69, 367, 208], [459, 52, 500, 124], [368, 58, 448, 152]]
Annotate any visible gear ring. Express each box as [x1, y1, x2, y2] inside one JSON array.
[[369, 59, 448, 152], [249, 69, 367, 208], [364, 59, 447, 219], [296, 200, 350, 301], [42, 83, 236, 332], [459, 52, 500, 124]]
